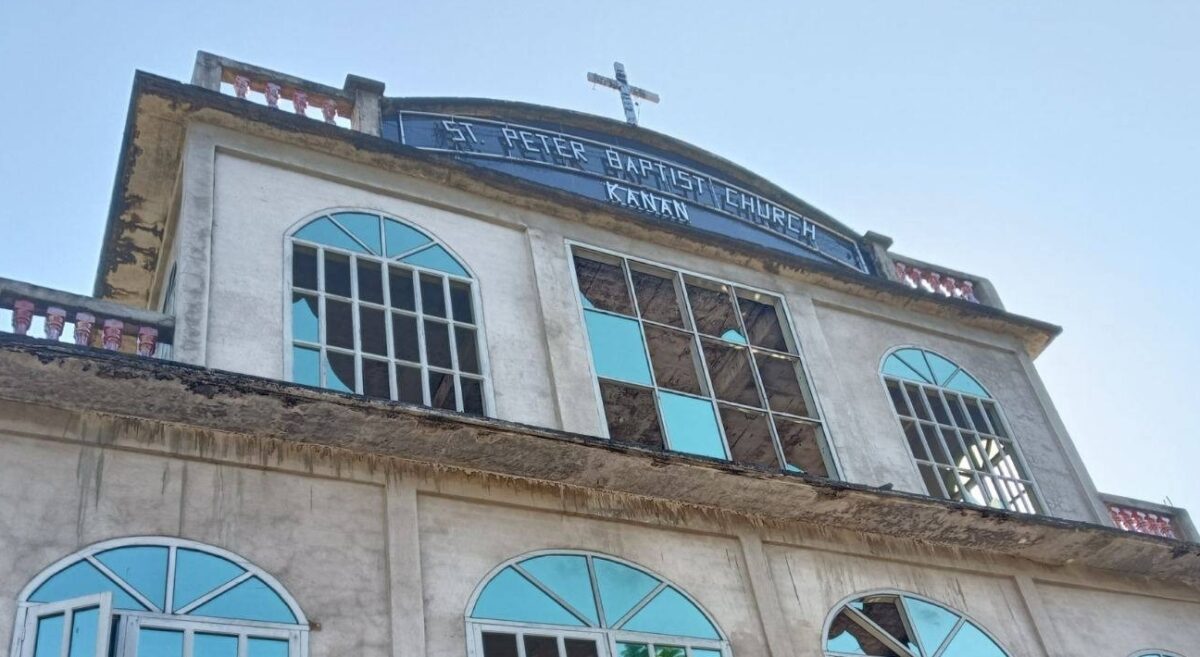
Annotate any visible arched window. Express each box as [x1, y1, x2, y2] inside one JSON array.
[[12, 537, 306, 657], [467, 551, 728, 657], [824, 591, 1010, 657], [880, 347, 1041, 514], [1131, 652, 1186, 657], [288, 210, 487, 414]]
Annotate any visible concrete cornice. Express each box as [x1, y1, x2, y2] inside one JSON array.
[[0, 335, 1195, 588]]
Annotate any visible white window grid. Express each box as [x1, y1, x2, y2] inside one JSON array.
[[468, 621, 728, 657], [566, 243, 836, 476], [822, 590, 1014, 657], [883, 375, 1042, 514], [289, 237, 487, 414]]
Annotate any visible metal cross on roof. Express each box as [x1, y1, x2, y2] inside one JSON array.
[[587, 62, 660, 126]]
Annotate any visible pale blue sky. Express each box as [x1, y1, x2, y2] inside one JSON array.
[[2, 2, 1197, 514]]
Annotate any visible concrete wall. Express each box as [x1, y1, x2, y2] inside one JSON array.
[[0, 407, 1195, 657], [171, 121, 1102, 524]]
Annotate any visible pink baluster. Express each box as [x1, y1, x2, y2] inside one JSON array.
[[137, 326, 159, 357], [322, 99, 338, 124], [234, 75, 251, 99], [265, 82, 281, 108], [292, 91, 308, 115], [960, 280, 978, 303], [12, 300, 34, 335], [943, 276, 959, 298], [74, 313, 95, 346], [102, 319, 124, 351], [908, 266, 924, 290], [893, 261, 909, 284], [44, 307, 66, 340], [926, 271, 942, 295]]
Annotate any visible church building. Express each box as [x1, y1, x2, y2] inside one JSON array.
[[0, 52, 1196, 657]]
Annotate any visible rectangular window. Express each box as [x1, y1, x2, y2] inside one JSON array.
[[570, 245, 834, 477]]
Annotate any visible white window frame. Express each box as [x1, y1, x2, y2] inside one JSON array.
[[10, 537, 309, 657], [877, 346, 1046, 514], [564, 239, 841, 479], [281, 207, 494, 416], [465, 550, 731, 657], [18, 593, 113, 657], [821, 589, 1013, 657]]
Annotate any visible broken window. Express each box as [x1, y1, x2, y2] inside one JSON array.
[[289, 211, 487, 415], [571, 246, 835, 476], [881, 348, 1041, 514], [825, 592, 1010, 657]]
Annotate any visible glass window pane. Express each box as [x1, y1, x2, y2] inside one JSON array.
[[292, 246, 318, 290], [622, 587, 720, 640], [449, 280, 474, 323], [584, 311, 652, 386], [945, 370, 989, 398], [95, 546, 168, 610], [564, 639, 599, 657], [684, 278, 744, 342], [401, 244, 469, 277], [599, 381, 663, 450], [481, 633, 519, 657], [67, 607, 99, 657], [616, 644, 649, 657], [903, 420, 929, 461], [331, 212, 382, 254], [692, 650, 722, 657], [826, 610, 904, 656], [294, 217, 366, 254], [857, 596, 919, 654], [775, 418, 829, 477], [420, 274, 447, 317], [736, 290, 790, 352], [247, 638, 289, 657], [33, 614, 64, 657], [425, 320, 453, 369], [357, 260, 384, 304], [396, 365, 423, 404], [631, 265, 684, 327], [29, 561, 146, 610], [573, 253, 633, 315], [755, 353, 814, 417], [461, 378, 484, 415], [292, 293, 319, 343], [472, 567, 584, 626], [172, 549, 244, 611], [455, 327, 480, 373], [655, 647, 686, 657], [360, 307, 387, 356], [363, 359, 391, 399], [324, 352, 355, 393], [658, 392, 727, 459], [701, 339, 762, 407], [429, 371, 456, 410], [325, 299, 354, 349], [904, 384, 931, 421], [925, 389, 951, 425], [392, 314, 420, 363], [191, 576, 297, 623], [719, 405, 778, 469], [594, 558, 659, 627], [388, 267, 416, 311], [885, 379, 910, 416], [643, 325, 703, 395], [938, 623, 1007, 657], [384, 219, 432, 258], [194, 634, 238, 657], [323, 252, 351, 297], [138, 629, 183, 657], [522, 636, 558, 657], [519, 555, 598, 625]]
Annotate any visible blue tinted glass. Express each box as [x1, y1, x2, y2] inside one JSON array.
[[293, 218, 368, 254], [384, 219, 432, 257], [331, 213, 381, 254], [584, 311, 652, 385], [658, 392, 727, 459], [67, 607, 99, 657], [904, 597, 959, 654], [138, 629, 183, 657], [173, 549, 245, 611], [323, 353, 354, 393], [593, 558, 658, 626], [292, 347, 320, 386], [401, 245, 469, 278], [472, 567, 584, 626], [655, 647, 686, 657], [893, 349, 934, 384], [30, 562, 146, 610], [692, 650, 721, 657], [719, 329, 747, 345], [292, 295, 319, 343], [939, 623, 1007, 657], [945, 371, 989, 398], [925, 352, 959, 387], [192, 577, 296, 624], [34, 614, 64, 657], [248, 638, 289, 657], [621, 587, 718, 640], [96, 546, 168, 610], [519, 555, 598, 625], [194, 634, 238, 657], [882, 355, 927, 382], [616, 644, 648, 657]]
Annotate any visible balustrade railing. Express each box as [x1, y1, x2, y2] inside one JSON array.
[[893, 260, 980, 303], [224, 69, 353, 127], [1107, 503, 1180, 539], [1, 278, 173, 359]]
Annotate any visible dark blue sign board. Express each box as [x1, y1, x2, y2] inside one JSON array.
[[387, 111, 868, 273]]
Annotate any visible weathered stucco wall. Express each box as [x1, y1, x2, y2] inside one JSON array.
[[178, 121, 1102, 523]]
